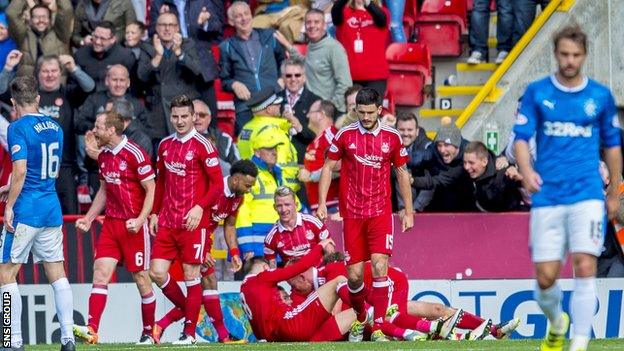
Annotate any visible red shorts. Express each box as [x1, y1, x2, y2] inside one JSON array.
[[342, 214, 394, 265], [274, 291, 330, 341], [152, 227, 210, 264], [94, 218, 150, 272]]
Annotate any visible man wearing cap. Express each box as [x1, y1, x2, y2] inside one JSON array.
[[237, 87, 300, 191], [412, 123, 476, 212], [235, 130, 300, 265]]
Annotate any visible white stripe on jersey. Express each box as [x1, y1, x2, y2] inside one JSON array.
[[301, 213, 323, 229], [125, 142, 145, 163], [194, 133, 216, 153], [381, 124, 403, 142], [334, 123, 359, 140], [265, 225, 279, 244]]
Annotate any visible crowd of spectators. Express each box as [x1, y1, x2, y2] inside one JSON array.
[[1, 0, 620, 274]]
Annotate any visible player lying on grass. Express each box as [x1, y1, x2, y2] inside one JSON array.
[[288, 253, 521, 341], [240, 239, 358, 342]]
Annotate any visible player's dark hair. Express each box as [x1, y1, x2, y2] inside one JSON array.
[[397, 111, 419, 128], [553, 25, 587, 53], [170, 94, 194, 114], [464, 141, 489, 160], [274, 186, 296, 202], [10, 76, 39, 107], [95, 21, 115, 36], [127, 20, 146, 32], [344, 84, 363, 101], [231, 160, 259, 178], [322, 252, 346, 265], [243, 257, 269, 275], [355, 88, 381, 107], [99, 111, 125, 135], [30, 4, 51, 20], [319, 100, 337, 121]]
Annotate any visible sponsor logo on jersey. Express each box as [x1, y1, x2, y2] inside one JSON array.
[[381, 142, 390, 153], [206, 157, 219, 167], [354, 154, 381, 169], [212, 212, 229, 222], [165, 161, 187, 176], [543, 121, 592, 138], [515, 114, 528, 126], [11, 145, 20, 155], [102, 172, 122, 185], [119, 161, 127, 171], [185, 151, 194, 161], [542, 99, 555, 110], [584, 98, 597, 118], [138, 165, 152, 175]]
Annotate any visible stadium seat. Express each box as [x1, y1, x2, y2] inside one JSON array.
[[211, 46, 237, 138], [293, 44, 307, 56], [385, 43, 432, 107], [415, 0, 467, 56]]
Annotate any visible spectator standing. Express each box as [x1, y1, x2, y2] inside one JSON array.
[[463, 141, 525, 212], [300, 99, 339, 213], [72, 0, 137, 47], [137, 12, 202, 141], [149, 0, 224, 129], [278, 58, 320, 164], [0, 13, 16, 69], [395, 112, 432, 212], [112, 98, 154, 159], [385, 0, 406, 42], [332, 0, 390, 96], [7, 0, 73, 76], [467, 0, 513, 64], [38, 54, 95, 214], [276, 9, 352, 113], [412, 123, 476, 212], [74, 21, 136, 93], [335, 84, 361, 128], [219, 1, 285, 133], [124, 20, 146, 60], [193, 99, 240, 175], [513, 0, 549, 44]]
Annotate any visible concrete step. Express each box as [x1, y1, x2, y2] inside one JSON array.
[[436, 85, 481, 109], [455, 62, 498, 85], [419, 108, 464, 118]]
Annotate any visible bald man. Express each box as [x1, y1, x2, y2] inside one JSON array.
[[193, 99, 240, 175]]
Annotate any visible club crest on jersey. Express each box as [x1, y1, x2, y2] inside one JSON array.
[[584, 99, 597, 118], [381, 142, 390, 153], [119, 161, 127, 171], [185, 151, 194, 161], [305, 230, 314, 240]]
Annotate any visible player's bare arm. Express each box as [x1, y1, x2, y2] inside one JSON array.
[[604, 146, 623, 220], [126, 179, 155, 234], [76, 180, 107, 233], [395, 164, 414, 232], [3, 159, 26, 232], [514, 139, 542, 193], [317, 159, 339, 221], [223, 215, 242, 272]]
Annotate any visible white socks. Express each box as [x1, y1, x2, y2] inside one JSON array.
[[570, 277, 596, 341], [1, 283, 22, 348], [51, 277, 75, 344], [534, 282, 564, 330]]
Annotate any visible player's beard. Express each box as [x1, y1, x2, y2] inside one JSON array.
[[559, 65, 580, 79]]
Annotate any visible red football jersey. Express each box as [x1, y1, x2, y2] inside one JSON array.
[[204, 176, 244, 233], [263, 213, 329, 262], [98, 137, 155, 220], [240, 245, 323, 341], [303, 126, 339, 210], [153, 129, 223, 229], [327, 122, 407, 218]]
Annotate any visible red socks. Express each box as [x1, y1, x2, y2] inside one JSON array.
[[183, 279, 202, 336], [456, 310, 484, 330], [348, 283, 368, 322], [310, 316, 345, 341], [140, 291, 156, 335], [161, 274, 187, 309], [380, 321, 407, 339], [157, 307, 185, 330], [371, 276, 391, 326], [336, 281, 352, 307], [87, 284, 108, 332], [390, 312, 434, 334], [202, 290, 229, 341]]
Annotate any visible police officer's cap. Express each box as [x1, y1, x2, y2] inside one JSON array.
[[246, 87, 283, 113]]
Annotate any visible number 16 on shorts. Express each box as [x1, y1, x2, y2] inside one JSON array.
[[2, 292, 10, 347]]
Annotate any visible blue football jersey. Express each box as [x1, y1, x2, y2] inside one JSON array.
[[513, 75, 621, 207], [7, 113, 63, 227]]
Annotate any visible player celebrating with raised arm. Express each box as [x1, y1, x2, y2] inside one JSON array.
[[514, 26, 622, 351], [153, 160, 258, 343], [148, 95, 224, 345], [317, 87, 414, 341], [72, 111, 157, 345], [0, 76, 76, 351]]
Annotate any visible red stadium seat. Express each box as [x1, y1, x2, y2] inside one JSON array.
[[214, 78, 237, 139], [385, 43, 432, 106], [415, 0, 467, 56]]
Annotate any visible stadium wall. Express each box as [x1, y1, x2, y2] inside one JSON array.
[[17, 278, 624, 344], [461, 0, 624, 147]]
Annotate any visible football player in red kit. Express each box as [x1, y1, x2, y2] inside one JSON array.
[[148, 95, 223, 344], [73, 111, 156, 344], [153, 160, 258, 343], [317, 88, 414, 340]]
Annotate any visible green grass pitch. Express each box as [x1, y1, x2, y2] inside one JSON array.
[[24, 339, 624, 351]]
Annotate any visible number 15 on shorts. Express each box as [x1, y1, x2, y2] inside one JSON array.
[[385, 234, 393, 250]]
